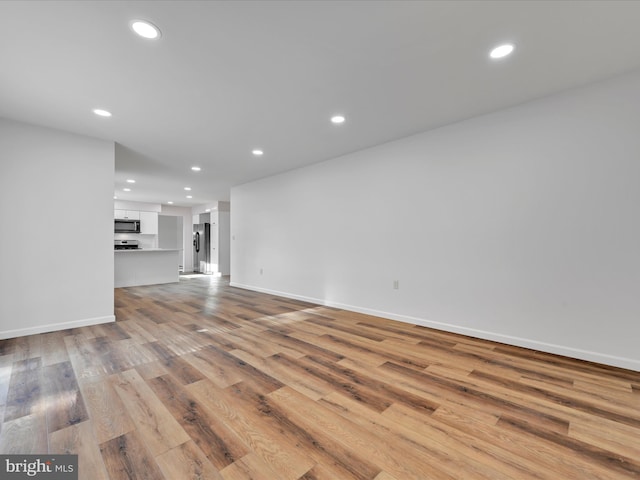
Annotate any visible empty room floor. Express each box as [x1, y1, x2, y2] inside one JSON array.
[[0, 276, 639, 479]]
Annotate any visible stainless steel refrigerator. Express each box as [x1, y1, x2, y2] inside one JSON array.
[[193, 222, 211, 273]]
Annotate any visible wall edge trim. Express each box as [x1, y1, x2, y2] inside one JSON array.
[[229, 282, 639, 372], [0, 315, 116, 340]]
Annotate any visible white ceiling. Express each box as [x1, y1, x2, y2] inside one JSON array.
[[2, 1, 640, 207]]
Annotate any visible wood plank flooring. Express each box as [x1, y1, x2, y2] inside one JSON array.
[[1, 276, 639, 479]]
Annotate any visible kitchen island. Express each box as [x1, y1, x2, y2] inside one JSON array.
[[114, 249, 180, 287]]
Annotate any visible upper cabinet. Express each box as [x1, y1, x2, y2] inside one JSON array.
[[140, 211, 158, 235], [114, 209, 140, 220]]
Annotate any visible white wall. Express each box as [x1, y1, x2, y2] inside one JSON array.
[[231, 69, 640, 371], [218, 210, 230, 276], [0, 118, 115, 338], [206, 211, 230, 276], [158, 215, 180, 249], [114, 200, 161, 212]]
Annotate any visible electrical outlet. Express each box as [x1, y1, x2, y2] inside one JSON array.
[[393, 280, 399, 289]]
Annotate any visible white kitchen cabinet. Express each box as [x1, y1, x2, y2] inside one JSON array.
[[140, 211, 158, 234], [114, 249, 179, 287], [114, 209, 140, 220]]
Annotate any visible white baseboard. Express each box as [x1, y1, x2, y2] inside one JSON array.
[[0, 315, 116, 340], [230, 282, 640, 372]]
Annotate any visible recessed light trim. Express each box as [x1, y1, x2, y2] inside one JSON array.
[[131, 20, 161, 39], [252, 149, 264, 156], [191, 166, 201, 171], [331, 115, 346, 124], [490, 43, 515, 59], [93, 108, 112, 117]]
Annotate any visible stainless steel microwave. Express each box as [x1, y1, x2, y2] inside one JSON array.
[[115, 218, 140, 233]]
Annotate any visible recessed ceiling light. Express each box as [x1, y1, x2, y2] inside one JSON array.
[[184, 187, 191, 191], [131, 20, 161, 39], [126, 179, 136, 183], [93, 108, 112, 117], [191, 166, 201, 172], [205, 209, 211, 212], [113, 196, 118, 199], [167, 201, 173, 204], [123, 188, 131, 192], [331, 115, 346, 124], [490, 43, 515, 59], [252, 149, 264, 156], [186, 195, 192, 199]]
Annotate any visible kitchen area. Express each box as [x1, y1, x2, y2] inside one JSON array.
[[114, 200, 230, 288], [114, 203, 180, 287]]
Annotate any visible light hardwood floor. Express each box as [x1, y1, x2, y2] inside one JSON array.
[[0, 276, 639, 479]]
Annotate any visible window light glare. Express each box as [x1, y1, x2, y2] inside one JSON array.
[[490, 44, 514, 59], [131, 20, 161, 39], [252, 149, 264, 156], [93, 108, 112, 117], [331, 115, 346, 124]]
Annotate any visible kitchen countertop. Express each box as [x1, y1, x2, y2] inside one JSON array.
[[114, 248, 179, 253]]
